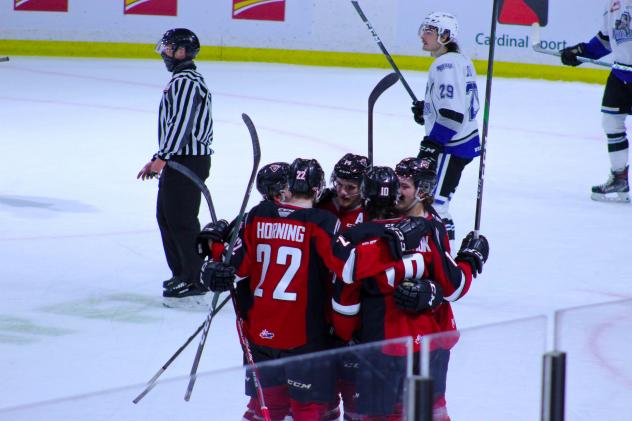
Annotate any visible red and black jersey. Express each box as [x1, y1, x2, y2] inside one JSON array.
[[317, 196, 364, 232], [421, 208, 474, 349], [331, 216, 473, 354], [230, 200, 344, 350]]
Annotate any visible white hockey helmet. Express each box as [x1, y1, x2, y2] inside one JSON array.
[[418, 12, 459, 45]]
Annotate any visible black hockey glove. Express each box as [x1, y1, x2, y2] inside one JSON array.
[[455, 231, 489, 277], [316, 187, 336, 205], [383, 217, 431, 260], [199, 260, 236, 292], [394, 279, 443, 313], [560, 43, 587, 67], [196, 219, 230, 258], [417, 136, 443, 163], [411, 100, 425, 126]]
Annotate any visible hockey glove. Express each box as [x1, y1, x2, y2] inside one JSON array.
[[316, 187, 336, 205], [418, 137, 443, 163], [394, 279, 443, 313], [411, 100, 425, 126], [383, 217, 431, 260], [560, 43, 586, 67], [196, 219, 230, 258], [455, 231, 489, 277], [199, 260, 236, 292]]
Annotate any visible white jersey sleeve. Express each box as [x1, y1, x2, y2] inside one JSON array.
[[605, 0, 632, 67]]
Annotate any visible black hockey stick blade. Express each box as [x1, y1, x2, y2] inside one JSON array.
[[132, 294, 230, 404], [184, 113, 261, 401], [350, 0, 418, 102], [166, 160, 217, 223], [368, 72, 399, 165], [369, 72, 399, 110], [0, 57, 9, 62], [530, 23, 611, 68]]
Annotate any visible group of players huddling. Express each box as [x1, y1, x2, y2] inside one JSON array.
[[193, 11, 490, 421]]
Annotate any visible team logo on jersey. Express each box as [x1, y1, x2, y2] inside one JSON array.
[[14, 0, 67, 12], [613, 11, 632, 43], [124, 0, 177, 16], [498, 0, 548, 27], [277, 207, 294, 217], [259, 329, 275, 339], [232, 0, 285, 22]]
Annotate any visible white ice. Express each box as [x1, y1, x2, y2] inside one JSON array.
[[0, 57, 631, 420]]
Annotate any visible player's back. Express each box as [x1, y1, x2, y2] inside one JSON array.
[[236, 200, 340, 350], [333, 219, 439, 354]]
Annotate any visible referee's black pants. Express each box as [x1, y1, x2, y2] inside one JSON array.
[[156, 155, 210, 285]]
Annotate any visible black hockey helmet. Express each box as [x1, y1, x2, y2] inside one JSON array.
[[332, 153, 370, 182], [288, 158, 325, 196], [256, 162, 290, 200], [155, 28, 200, 59], [395, 157, 437, 195], [361, 166, 400, 207]]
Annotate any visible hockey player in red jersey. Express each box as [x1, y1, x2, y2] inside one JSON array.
[[202, 158, 344, 421], [394, 156, 489, 421], [317, 153, 369, 230], [331, 165, 487, 420]]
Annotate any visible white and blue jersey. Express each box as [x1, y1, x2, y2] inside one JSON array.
[[423, 52, 481, 159], [582, 0, 632, 83]]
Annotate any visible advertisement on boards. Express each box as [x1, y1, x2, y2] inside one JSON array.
[[124, 0, 177, 16], [498, 0, 548, 26], [14, 0, 67, 12], [232, 0, 286, 22]]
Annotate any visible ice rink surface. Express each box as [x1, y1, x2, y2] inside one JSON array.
[[1, 57, 631, 418]]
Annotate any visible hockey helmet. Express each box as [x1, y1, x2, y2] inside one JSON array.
[[361, 166, 400, 206], [395, 157, 437, 195], [332, 153, 370, 182], [288, 158, 325, 196], [418, 12, 459, 44], [256, 162, 290, 200], [155, 28, 201, 59]]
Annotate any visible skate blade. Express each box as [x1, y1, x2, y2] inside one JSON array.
[[162, 294, 211, 311], [590, 192, 631, 203]]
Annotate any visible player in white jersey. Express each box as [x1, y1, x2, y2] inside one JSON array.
[[561, 0, 632, 202], [411, 12, 481, 248]]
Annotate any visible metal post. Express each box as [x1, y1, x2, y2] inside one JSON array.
[[541, 351, 566, 421], [406, 375, 433, 421]]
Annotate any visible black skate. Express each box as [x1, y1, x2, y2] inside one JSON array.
[[162, 276, 179, 290], [591, 166, 630, 203], [162, 280, 209, 310]]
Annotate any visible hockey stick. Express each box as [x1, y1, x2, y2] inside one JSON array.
[[132, 294, 231, 404], [184, 113, 261, 402], [0, 57, 9, 62], [530, 23, 612, 68], [473, 0, 500, 235], [351, 0, 418, 102], [166, 160, 218, 223], [368, 72, 399, 165]]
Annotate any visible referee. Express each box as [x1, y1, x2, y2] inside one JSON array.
[[137, 28, 213, 308]]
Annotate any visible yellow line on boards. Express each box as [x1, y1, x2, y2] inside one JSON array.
[[0, 39, 609, 84]]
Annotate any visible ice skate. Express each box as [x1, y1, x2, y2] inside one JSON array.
[[162, 280, 209, 310], [591, 166, 630, 203]]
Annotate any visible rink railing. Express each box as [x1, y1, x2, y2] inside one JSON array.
[[0, 299, 630, 420]]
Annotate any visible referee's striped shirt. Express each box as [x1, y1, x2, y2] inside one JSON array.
[[156, 64, 213, 160]]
